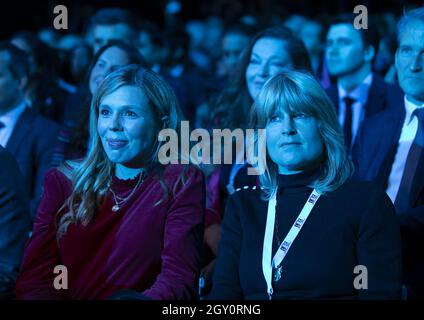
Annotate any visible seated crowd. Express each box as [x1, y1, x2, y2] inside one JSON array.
[[0, 5, 423, 300]]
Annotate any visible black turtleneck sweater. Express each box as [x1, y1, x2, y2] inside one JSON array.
[[209, 166, 402, 300]]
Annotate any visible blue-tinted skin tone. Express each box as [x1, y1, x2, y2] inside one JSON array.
[[266, 109, 324, 175]]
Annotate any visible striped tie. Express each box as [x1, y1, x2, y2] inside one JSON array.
[[394, 108, 424, 213]]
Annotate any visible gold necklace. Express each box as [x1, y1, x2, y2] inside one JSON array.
[[109, 172, 145, 212]]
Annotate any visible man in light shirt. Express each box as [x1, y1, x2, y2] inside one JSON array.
[[353, 7, 424, 300]]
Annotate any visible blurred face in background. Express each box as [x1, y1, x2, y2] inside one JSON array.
[[92, 23, 133, 54], [185, 20, 205, 49], [71, 45, 92, 83], [10, 37, 38, 76], [325, 23, 370, 77], [395, 20, 424, 105], [300, 20, 324, 56], [222, 32, 250, 75], [89, 46, 130, 95], [137, 31, 160, 68], [203, 17, 224, 57], [245, 37, 292, 99], [284, 15, 308, 33], [0, 51, 24, 113]]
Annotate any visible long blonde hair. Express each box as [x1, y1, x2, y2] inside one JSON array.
[[250, 70, 354, 199], [57, 65, 184, 238]]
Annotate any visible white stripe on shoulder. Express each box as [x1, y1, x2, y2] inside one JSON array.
[[233, 185, 261, 193]]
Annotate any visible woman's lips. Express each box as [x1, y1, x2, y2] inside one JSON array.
[[280, 142, 301, 147], [107, 139, 128, 149]]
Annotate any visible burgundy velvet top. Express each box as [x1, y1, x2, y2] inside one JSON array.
[[15, 164, 205, 300]]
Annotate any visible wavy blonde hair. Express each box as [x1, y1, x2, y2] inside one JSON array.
[[250, 70, 354, 199], [57, 65, 185, 238]]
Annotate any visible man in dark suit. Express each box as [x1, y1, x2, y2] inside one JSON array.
[[325, 16, 403, 157], [353, 7, 424, 299], [0, 42, 59, 218], [0, 146, 31, 299]]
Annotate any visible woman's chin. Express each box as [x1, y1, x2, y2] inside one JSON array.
[[105, 153, 125, 164]]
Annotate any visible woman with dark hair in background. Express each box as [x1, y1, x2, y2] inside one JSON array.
[[199, 26, 313, 297], [211, 27, 313, 131], [52, 41, 146, 166], [212, 26, 314, 199], [15, 65, 205, 300]]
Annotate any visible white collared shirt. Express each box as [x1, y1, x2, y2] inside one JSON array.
[[0, 100, 27, 147], [386, 96, 424, 203], [338, 73, 373, 146]]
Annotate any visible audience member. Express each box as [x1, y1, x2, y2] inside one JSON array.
[[353, 7, 424, 300], [53, 41, 146, 165], [209, 71, 401, 300], [0, 42, 60, 218], [15, 65, 205, 300], [86, 8, 139, 54], [325, 15, 403, 156], [0, 146, 31, 300]]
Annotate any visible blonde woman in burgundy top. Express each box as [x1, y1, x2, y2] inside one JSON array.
[[15, 65, 205, 300]]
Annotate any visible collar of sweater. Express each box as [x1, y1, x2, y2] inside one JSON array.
[[276, 162, 322, 189]]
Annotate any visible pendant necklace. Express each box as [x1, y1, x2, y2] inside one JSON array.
[[109, 172, 145, 212]]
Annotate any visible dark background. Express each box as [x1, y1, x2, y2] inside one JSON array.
[[0, 0, 421, 38]]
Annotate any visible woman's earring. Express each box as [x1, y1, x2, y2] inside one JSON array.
[[161, 115, 169, 128]]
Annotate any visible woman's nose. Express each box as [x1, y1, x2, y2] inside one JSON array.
[[257, 62, 269, 78], [109, 113, 122, 131], [281, 117, 297, 135]]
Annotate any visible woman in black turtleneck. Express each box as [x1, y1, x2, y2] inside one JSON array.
[[209, 71, 402, 300]]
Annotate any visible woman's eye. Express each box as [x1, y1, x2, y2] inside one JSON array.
[[293, 113, 308, 119], [271, 62, 285, 68], [96, 61, 106, 68], [269, 114, 281, 122], [100, 109, 110, 116], [123, 110, 137, 117], [250, 58, 260, 65], [399, 47, 412, 57]]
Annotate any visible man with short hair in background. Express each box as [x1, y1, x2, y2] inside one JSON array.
[[86, 7, 138, 54], [325, 15, 403, 157]]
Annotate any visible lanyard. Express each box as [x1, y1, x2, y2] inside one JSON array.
[[262, 188, 320, 300]]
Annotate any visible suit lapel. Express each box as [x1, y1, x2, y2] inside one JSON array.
[[6, 107, 34, 154], [327, 85, 339, 115], [409, 149, 424, 208], [369, 109, 405, 185], [363, 76, 385, 118]]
